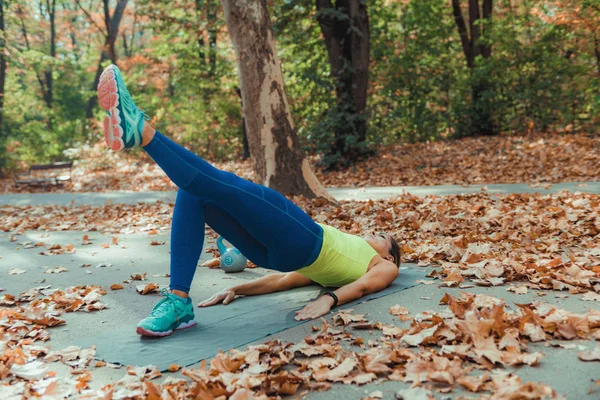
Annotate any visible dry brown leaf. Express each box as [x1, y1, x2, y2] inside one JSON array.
[[200, 257, 220, 268], [457, 373, 489, 392], [401, 325, 439, 346], [333, 311, 366, 326], [389, 305, 409, 316], [136, 283, 159, 295], [578, 347, 600, 362], [313, 357, 357, 382], [44, 266, 68, 274]]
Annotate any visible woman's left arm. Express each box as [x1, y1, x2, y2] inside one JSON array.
[[294, 261, 399, 321]]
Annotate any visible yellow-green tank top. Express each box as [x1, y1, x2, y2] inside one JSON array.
[[296, 223, 377, 287]]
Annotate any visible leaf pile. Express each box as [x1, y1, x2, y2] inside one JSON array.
[[3, 190, 599, 298], [315, 132, 600, 187], [1, 132, 597, 194], [0, 202, 175, 234], [5, 289, 598, 398]]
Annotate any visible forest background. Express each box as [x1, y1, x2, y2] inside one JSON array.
[[0, 0, 598, 175]]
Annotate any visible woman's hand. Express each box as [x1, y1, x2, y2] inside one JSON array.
[[294, 295, 335, 321], [198, 288, 237, 307]]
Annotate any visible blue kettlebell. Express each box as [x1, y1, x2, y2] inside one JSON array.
[[217, 236, 247, 273]]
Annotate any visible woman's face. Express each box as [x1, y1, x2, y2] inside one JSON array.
[[363, 232, 394, 262]]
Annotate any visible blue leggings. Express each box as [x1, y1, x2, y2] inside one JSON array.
[[143, 131, 324, 293]]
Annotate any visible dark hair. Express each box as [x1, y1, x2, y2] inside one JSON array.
[[389, 236, 401, 267]]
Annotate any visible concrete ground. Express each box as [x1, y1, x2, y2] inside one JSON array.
[[1, 184, 599, 399], [0, 181, 598, 206]]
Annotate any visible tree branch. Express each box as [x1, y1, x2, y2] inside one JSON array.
[[451, 0, 472, 68], [74, 0, 107, 36]]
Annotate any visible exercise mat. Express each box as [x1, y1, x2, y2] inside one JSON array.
[[78, 265, 430, 371]]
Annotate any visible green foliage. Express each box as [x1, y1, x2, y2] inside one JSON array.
[[369, 0, 464, 143], [1, 0, 598, 174]]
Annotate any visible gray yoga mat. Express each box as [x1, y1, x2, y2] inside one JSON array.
[[78, 266, 430, 371]]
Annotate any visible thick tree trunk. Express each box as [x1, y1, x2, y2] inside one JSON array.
[[0, 0, 6, 137], [316, 0, 370, 163], [221, 0, 334, 201], [85, 0, 129, 118]]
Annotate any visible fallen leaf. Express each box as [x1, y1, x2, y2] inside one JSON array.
[[313, 357, 358, 382], [508, 285, 528, 295], [389, 305, 409, 316], [130, 273, 147, 281], [136, 283, 159, 295], [334, 311, 366, 326], [9, 361, 47, 380], [582, 292, 600, 302], [578, 347, 600, 362], [200, 258, 220, 268], [168, 364, 181, 372], [401, 325, 439, 346], [395, 387, 435, 400], [44, 266, 68, 274], [8, 268, 26, 275], [457, 373, 489, 392]]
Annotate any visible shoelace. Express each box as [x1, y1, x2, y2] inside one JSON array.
[[151, 288, 177, 318], [139, 108, 150, 121]]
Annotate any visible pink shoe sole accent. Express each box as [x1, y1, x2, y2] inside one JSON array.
[[98, 65, 125, 151], [136, 320, 197, 337]]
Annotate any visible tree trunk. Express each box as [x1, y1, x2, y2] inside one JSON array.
[[44, 0, 56, 111], [221, 0, 334, 201], [594, 33, 600, 76], [0, 0, 6, 137], [235, 87, 250, 160], [195, 0, 206, 66], [316, 0, 371, 164], [85, 0, 129, 118], [207, 1, 218, 78], [451, 0, 494, 136]]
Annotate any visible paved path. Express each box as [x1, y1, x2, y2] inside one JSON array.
[[2, 182, 599, 399], [1, 181, 598, 206]]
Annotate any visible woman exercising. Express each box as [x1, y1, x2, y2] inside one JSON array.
[[97, 65, 401, 337]]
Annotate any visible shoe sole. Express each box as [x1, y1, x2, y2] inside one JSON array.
[[97, 65, 126, 152], [136, 319, 197, 337]]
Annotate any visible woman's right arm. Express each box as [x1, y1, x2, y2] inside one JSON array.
[[198, 272, 313, 307]]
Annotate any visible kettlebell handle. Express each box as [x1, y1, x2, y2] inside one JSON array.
[[217, 236, 228, 255]]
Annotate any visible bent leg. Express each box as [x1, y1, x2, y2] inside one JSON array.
[[143, 131, 323, 270], [169, 188, 298, 294], [204, 201, 269, 268]]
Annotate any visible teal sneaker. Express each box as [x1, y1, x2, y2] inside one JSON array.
[[136, 289, 197, 337], [97, 64, 149, 151]]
